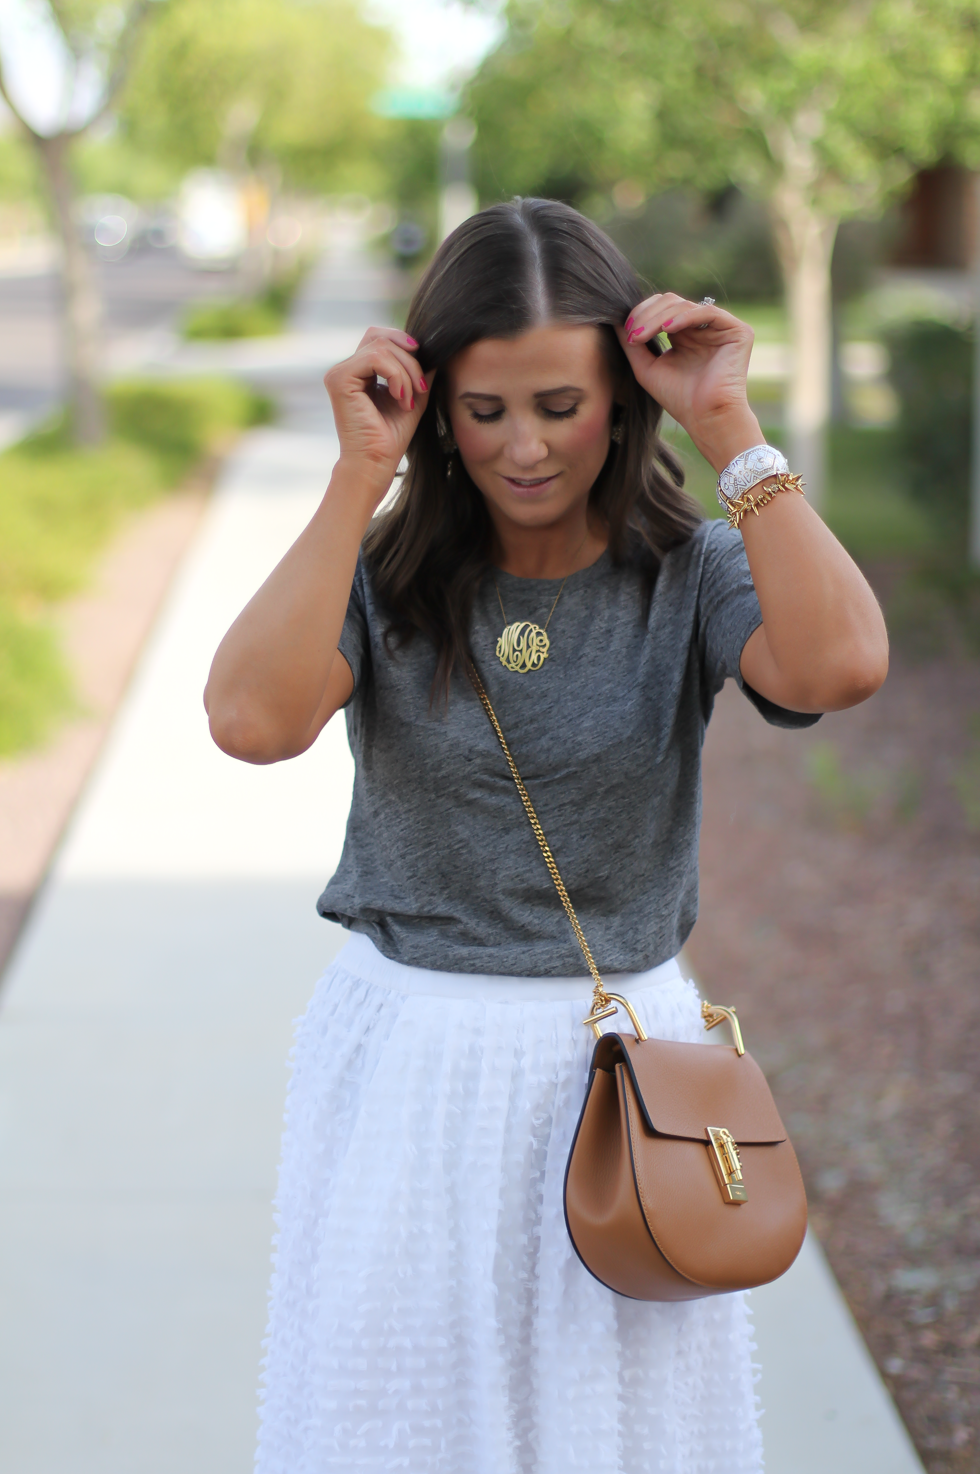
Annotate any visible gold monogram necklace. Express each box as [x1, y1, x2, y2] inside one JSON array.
[[492, 534, 590, 674]]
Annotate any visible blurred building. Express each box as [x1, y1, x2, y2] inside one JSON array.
[[892, 164, 977, 271]]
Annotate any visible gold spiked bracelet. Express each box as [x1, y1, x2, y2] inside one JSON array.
[[724, 471, 806, 529]]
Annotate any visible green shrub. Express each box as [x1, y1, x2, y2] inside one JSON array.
[[953, 716, 980, 829], [0, 376, 271, 756], [883, 320, 972, 536], [603, 187, 781, 303], [806, 740, 884, 825], [183, 297, 283, 340], [0, 438, 165, 602], [0, 600, 73, 757], [108, 377, 271, 473], [182, 265, 306, 341]]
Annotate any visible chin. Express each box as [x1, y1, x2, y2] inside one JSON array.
[[502, 496, 575, 527]]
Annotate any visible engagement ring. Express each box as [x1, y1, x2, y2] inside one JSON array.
[[697, 295, 715, 327]]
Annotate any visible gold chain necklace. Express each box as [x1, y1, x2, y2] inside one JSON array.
[[492, 535, 589, 674]]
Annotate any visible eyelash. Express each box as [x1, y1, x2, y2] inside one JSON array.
[[469, 405, 579, 424]]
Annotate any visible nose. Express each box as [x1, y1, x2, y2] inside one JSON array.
[[506, 417, 549, 469]]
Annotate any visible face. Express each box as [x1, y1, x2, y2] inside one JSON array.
[[445, 323, 617, 533]]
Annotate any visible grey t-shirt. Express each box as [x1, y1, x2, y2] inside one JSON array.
[[317, 519, 818, 975]]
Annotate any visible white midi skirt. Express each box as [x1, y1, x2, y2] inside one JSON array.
[[256, 933, 762, 1474]]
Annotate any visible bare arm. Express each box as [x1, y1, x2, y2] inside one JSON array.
[[204, 328, 430, 763], [620, 298, 888, 713]]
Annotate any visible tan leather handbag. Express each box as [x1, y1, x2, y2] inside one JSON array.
[[470, 665, 808, 1302]]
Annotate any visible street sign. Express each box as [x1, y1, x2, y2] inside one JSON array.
[[370, 87, 457, 120]]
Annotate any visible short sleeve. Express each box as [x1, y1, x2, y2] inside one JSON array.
[[697, 519, 821, 729], [336, 553, 370, 706]]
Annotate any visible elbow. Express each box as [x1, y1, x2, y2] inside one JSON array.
[[813, 635, 890, 712], [207, 700, 293, 765]]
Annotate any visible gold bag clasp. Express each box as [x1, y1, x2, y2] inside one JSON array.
[[582, 992, 649, 1041], [706, 1126, 748, 1204], [701, 1001, 745, 1055]]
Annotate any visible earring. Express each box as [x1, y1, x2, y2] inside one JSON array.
[[436, 408, 457, 455], [611, 409, 625, 445]]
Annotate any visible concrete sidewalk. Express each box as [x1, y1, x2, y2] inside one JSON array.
[[0, 429, 351, 1472]]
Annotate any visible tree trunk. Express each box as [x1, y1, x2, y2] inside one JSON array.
[[770, 190, 838, 509], [830, 301, 846, 424], [33, 134, 106, 446], [971, 174, 980, 570]]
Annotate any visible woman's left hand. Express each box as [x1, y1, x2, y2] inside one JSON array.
[[617, 294, 755, 467]]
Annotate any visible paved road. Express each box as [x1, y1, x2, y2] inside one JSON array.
[[0, 242, 407, 443], [0, 248, 252, 431], [0, 248, 925, 1472]]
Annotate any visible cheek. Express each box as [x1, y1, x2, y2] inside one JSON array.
[[561, 402, 613, 459], [452, 417, 498, 463]]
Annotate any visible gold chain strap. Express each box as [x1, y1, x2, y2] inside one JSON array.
[[468, 663, 610, 1018]]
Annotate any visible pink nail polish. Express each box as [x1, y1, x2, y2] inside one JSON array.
[[662, 318, 674, 328], [406, 335, 419, 347], [419, 377, 427, 392], [399, 385, 404, 398], [410, 396, 415, 410], [625, 316, 634, 332]]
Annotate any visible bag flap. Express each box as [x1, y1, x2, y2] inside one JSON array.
[[591, 1032, 787, 1145]]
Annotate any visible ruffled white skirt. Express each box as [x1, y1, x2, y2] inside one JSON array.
[[256, 933, 762, 1474]]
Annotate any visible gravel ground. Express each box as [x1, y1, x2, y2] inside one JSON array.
[[689, 594, 980, 1474]]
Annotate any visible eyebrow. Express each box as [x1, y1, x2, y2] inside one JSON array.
[[458, 384, 584, 401]]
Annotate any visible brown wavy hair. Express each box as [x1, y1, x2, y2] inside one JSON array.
[[363, 197, 703, 696]]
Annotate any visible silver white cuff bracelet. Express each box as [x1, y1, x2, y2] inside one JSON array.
[[716, 444, 789, 510]]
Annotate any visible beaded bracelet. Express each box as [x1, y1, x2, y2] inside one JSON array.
[[725, 472, 806, 529]]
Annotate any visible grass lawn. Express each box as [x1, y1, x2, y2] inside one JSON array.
[[0, 378, 270, 756]]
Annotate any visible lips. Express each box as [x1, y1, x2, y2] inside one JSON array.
[[501, 473, 559, 497]]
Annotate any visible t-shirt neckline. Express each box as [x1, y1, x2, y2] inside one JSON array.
[[490, 547, 612, 589]]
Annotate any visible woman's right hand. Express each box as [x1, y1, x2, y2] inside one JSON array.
[[324, 326, 431, 497]]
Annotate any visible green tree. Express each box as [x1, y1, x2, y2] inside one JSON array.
[[0, 0, 395, 445], [119, 0, 394, 196], [468, 0, 980, 504], [0, 1, 164, 444]]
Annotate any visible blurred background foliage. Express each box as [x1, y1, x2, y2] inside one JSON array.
[[116, 0, 395, 197], [467, 0, 980, 205], [885, 321, 972, 536], [0, 379, 270, 755], [595, 188, 782, 305]]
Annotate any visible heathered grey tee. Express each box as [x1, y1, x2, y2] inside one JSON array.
[[317, 518, 819, 976]]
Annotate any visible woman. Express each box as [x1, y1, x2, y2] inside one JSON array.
[[205, 199, 888, 1473]]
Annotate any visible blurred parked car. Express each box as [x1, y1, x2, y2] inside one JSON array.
[[176, 170, 248, 269], [140, 210, 179, 250], [77, 194, 142, 261], [390, 217, 427, 262]]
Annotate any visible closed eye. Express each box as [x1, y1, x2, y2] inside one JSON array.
[[469, 404, 579, 424]]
